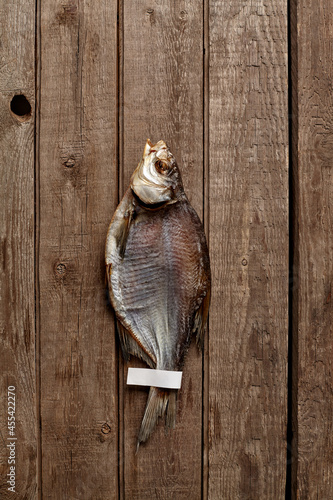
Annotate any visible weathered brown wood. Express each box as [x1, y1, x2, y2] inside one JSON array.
[[208, 1, 288, 498], [0, 1, 37, 498], [5, 0, 333, 495], [38, 1, 119, 497], [292, 0, 333, 497], [121, 1, 204, 497]]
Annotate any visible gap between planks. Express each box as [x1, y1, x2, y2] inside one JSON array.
[[202, 0, 210, 499], [117, 0, 125, 498], [34, 0, 42, 496]]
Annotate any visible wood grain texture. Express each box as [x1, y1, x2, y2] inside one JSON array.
[[0, 1, 37, 498], [121, 1, 204, 497], [5, 0, 333, 496], [208, 1, 288, 498], [293, 0, 333, 497], [38, 1, 119, 497]]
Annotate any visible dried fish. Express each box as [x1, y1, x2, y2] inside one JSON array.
[[105, 139, 211, 447]]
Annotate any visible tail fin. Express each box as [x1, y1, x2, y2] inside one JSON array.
[[137, 387, 177, 450]]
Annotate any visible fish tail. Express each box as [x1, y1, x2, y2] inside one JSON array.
[[137, 387, 177, 450]]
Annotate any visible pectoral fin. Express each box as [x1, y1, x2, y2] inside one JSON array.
[[116, 209, 134, 259]]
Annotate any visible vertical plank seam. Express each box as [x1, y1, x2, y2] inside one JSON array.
[[286, 2, 293, 496], [286, 0, 293, 496], [117, 0, 125, 498], [34, 0, 42, 496], [289, 0, 299, 497], [202, 0, 210, 498]]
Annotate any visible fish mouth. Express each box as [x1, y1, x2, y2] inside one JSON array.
[[130, 139, 176, 205]]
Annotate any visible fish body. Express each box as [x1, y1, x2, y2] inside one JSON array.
[[105, 140, 211, 446]]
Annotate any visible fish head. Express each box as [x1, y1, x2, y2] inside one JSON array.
[[130, 139, 184, 206]]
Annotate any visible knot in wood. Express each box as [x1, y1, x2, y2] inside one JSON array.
[[64, 158, 76, 168], [56, 263, 67, 275], [101, 423, 111, 434]]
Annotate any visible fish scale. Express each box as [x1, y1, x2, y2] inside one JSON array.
[[106, 140, 211, 446]]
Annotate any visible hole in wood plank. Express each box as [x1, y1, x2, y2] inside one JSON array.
[[10, 94, 32, 122]]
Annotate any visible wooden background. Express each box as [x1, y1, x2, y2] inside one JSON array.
[[0, 0, 332, 498]]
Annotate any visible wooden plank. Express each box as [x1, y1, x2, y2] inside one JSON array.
[[208, 1, 288, 498], [38, 1, 119, 497], [0, 1, 37, 498], [292, 0, 333, 497], [121, 1, 204, 497]]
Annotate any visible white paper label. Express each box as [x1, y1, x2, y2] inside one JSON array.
[[127, 368, 182, 389]]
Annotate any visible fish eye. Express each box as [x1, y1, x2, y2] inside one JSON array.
[[155, 160, 168, 174]]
